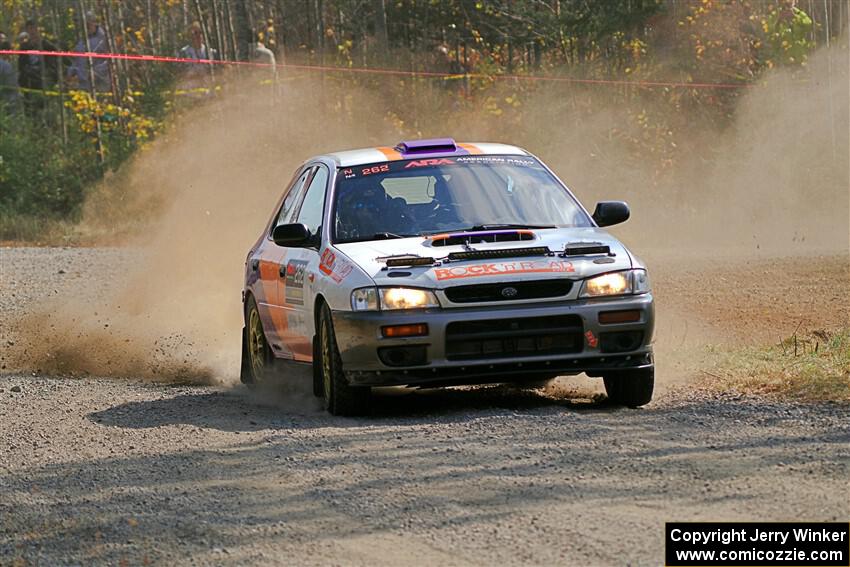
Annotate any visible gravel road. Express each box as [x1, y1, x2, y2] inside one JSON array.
[[1, 246, 848, 566]]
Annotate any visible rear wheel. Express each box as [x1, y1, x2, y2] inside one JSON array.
[[245, 295, 274, 385], [318, 303, 370, 416], [603, 367, 654, 407]]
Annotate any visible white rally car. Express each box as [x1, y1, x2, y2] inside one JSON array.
[[241, 138, 654, 415]]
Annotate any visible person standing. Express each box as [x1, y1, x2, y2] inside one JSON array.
[[67, 12, 110, 93], [17, 20, 59, 117], [0, 39, 21, 115], [177, 21, 217, 97]]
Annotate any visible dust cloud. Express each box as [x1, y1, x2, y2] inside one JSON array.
[[7, 42, 848, 387]]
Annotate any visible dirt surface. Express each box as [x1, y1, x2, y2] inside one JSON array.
[[1, 246, 849, 566]]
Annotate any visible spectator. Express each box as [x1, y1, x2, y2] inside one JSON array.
[[0, 40, 21, 114], [433, 44, 467, 101], [249, 29, 278, 99], [18, 20, 60, 117], [178, 21, 217, 95], [67, 11, 111, 93], [251, 36, 276, 67]]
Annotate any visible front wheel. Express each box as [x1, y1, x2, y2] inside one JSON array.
[[318, 304, 370, 416], [244, 295, 275, 385], [603, 367, 654, 408]]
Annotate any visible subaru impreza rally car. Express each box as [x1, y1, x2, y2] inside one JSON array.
[[241, 138, 654, 415]]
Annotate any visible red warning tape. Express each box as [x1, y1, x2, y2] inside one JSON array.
[[1, 49, 753, 90]]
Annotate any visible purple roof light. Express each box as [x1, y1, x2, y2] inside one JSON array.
[[396, 138, 457, 155]]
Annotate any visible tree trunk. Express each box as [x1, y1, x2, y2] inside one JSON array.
[[79, 2, 105, 167], [374, 0, 389, 56]]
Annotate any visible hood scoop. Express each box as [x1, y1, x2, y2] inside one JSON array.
[[430, 229, 535, 247], [447, 246, 551, 262], [378, 255, 437, 268], [561, 242, 612, 257]]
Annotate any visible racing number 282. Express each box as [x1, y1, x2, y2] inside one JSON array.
[[362, 164, 389, 176]]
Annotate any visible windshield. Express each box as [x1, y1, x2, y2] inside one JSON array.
[[332, 155, 592, 243]]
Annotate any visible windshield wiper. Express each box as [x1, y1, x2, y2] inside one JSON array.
[[336, 232, 414, 244], [423, 224, 556, 235], [371, 232, 409, 240]]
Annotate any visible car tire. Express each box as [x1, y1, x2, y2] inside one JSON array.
[[318, 303, 370, 416], [603, 367, 654, 408], [244, 294, 275, 386]]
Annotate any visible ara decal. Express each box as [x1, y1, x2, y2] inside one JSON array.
[[404, 158, 455, 168]]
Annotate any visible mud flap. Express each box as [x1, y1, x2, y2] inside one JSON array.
[[240, 326, 253, 384], [312, 334, 323, 397]]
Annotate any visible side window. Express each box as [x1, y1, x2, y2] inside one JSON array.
[[275, 167, 314, 227], [295, 165, 329, 236], [381, 176, 437, 204]]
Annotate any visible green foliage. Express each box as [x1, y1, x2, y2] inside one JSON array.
[[0, 114, 99, 219], [762, 5, 814, 66]]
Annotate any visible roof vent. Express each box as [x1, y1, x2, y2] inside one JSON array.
[[396, 138, 457, 154]]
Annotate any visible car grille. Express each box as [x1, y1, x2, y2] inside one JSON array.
[[445, 314, 583, 361], [444, 279, 573, 303]]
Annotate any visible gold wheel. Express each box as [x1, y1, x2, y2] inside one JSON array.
[[248, 304, 267, 383]]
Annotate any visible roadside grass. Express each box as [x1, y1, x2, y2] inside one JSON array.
[[0, 215, 82, 245], [704, 327, 850, 402]]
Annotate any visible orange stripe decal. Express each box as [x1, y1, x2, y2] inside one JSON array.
[[376, 146, 404, 161], [458, 143, 483, 155]]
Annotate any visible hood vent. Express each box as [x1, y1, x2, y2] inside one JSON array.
[[380, 255, 436, 268], [561, 242, 611, 256], [447, 246, 550, 262], [431, 230, 535, 247]]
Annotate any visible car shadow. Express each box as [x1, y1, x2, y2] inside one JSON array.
[[88, 381, 621, 433]]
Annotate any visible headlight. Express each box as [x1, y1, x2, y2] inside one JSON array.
[[351, 287, 440, 311], [632, 269, 650, 294], [380, 287, 440, 310], [351, 288, 379, 311], [580, 269, 650, 298]]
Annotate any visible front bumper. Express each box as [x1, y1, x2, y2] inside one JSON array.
[[332, 293, 654, 387]]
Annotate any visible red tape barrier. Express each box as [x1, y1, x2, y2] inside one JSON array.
[[1, 49, 752, 90]]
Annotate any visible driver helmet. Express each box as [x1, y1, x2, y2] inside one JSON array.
[[355, 183, 388, 212]]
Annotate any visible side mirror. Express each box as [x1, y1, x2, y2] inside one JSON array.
[[272, 223, 311, 247], [592, 201, 630, 227]]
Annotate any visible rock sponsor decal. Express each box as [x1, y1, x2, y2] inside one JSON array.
[[434, 260, 575, 281]]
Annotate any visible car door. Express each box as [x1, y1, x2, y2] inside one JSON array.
[[278, 163, 330, 362], [257, 165, 314, 357]]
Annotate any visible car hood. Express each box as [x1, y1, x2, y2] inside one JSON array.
[[335, 228, 634, 288]]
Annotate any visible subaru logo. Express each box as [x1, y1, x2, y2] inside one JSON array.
[[501, 286, 518, 298]]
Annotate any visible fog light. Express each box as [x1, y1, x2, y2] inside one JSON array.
[[381, 323, 429, 338], [378, 346, 428, 367], [599, 331, 644, 353], [599, 310, 641, 324]]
